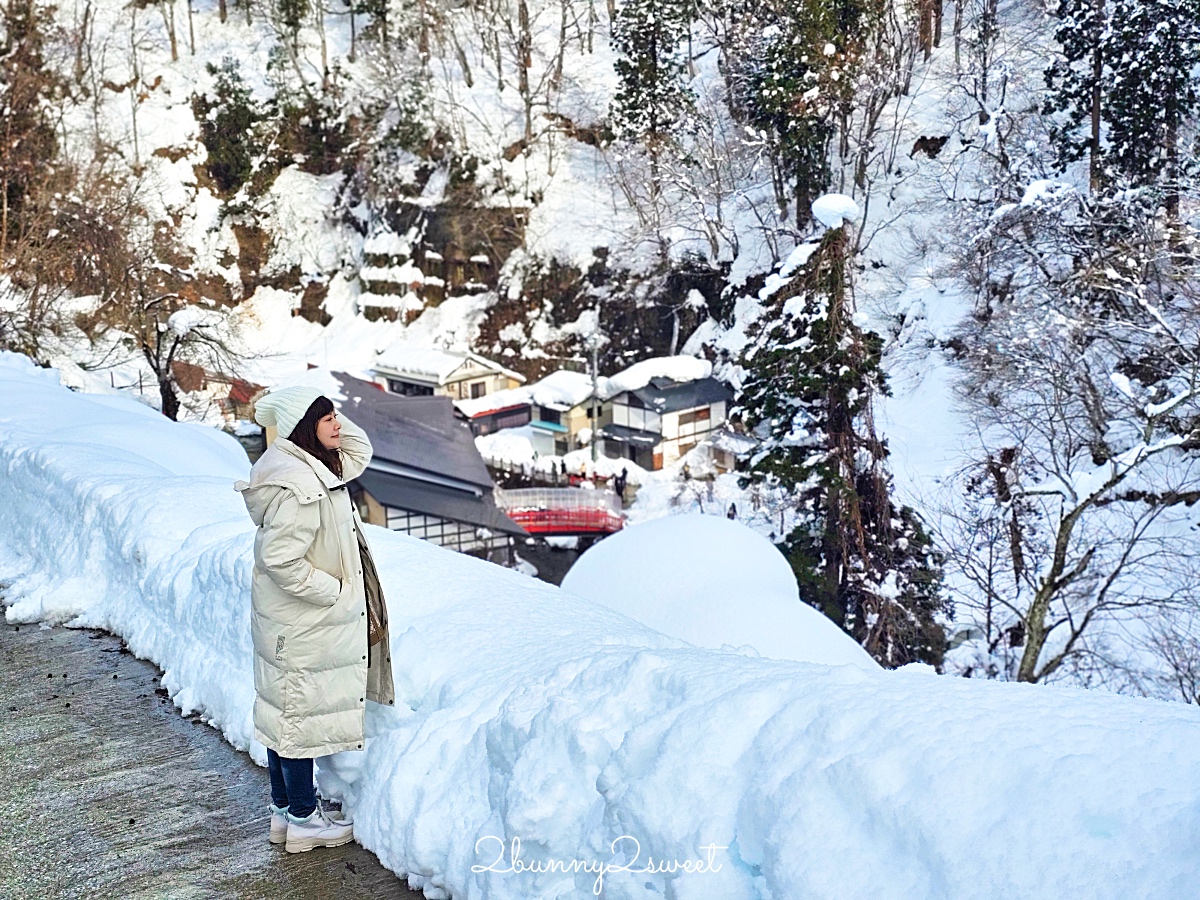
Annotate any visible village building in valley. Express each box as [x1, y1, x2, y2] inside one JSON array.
[[370, 344, 525, 401], [600, 376, 734, 470]]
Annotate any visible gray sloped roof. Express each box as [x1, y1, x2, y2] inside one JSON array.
[[352, 469, 528, 537], [598, 423, 662, 445], [332, 371, 493, 490], [624, 376, 734, 414]]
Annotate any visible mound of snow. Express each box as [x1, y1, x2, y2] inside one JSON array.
[[4, 351, 1200, 900], [561, 513, 879, 669], [812, 193, 861, 229]]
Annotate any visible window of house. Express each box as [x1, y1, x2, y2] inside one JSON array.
[[470, 381, 486, 399], [678, 407, 711, 427], [387, 378, 434, 397], [537, 406, 562, 426], [495, 408, 532, 430]]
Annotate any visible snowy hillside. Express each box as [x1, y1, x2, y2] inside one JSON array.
[[6, 0, 1200, 697], [4, 355, 1200, 899]]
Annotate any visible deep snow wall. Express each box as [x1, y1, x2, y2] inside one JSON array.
[[3, 351, 1200, 900]]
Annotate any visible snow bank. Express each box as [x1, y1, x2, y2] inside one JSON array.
[[561, 514, 878, 669], [3, 351, 1200, 900]]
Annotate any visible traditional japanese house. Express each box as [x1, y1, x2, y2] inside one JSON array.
[[600, 377, 734, 470]]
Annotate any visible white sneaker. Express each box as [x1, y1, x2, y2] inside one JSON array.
[[285, 805, 355, 854], [269, 804, 288, 845]]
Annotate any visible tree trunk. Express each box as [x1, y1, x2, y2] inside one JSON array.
[[519, 0, 532, 143], [919, 0, 933, 61], [455, 36, 473, 86], [953, 0, 962, 70], [1016, 505, 1092, 682], [315, 0, 329, 90], [1165, 78, 1179, 219], [551, 0, 566, 90], [158, 375, 180, 420], [1, 175, 8, 265], [418, 0, 428, 62], [1089, 0, 1103, 192], [219, 0, 226, 23], [164, 0, 179, 62]]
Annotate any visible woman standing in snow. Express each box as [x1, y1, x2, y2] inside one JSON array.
[[235, 387, 395, 854]]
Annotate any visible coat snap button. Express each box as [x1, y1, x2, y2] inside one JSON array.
[[361, 655, 366, 660], [360, 612, 365, 617]]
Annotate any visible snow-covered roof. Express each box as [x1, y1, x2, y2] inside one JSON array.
[[624, 377, 733, 414], [457, 356, 722, 419], [373, 343, 525, 386], [457, 369, 595, 418], [602, 356, 713, 397], [362, 231, 413, 256]]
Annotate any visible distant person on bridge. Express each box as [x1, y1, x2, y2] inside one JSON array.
[[613, 467, 628, 500], [235, 387, 395, 855]]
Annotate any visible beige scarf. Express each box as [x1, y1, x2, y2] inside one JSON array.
[[356, 524, 388, 647]]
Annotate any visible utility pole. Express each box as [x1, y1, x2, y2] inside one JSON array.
[[589, 333, 599, 465]]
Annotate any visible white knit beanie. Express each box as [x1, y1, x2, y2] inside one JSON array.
[[254, 386, 325, 441]]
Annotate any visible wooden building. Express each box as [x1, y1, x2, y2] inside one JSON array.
[[600, 377, 733, 470], [371, 345, 525, 402]]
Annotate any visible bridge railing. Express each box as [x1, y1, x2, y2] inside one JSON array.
[[495, 487, 622, 514], [494, 487, 624, 535]]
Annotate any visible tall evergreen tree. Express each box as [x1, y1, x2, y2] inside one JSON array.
[[1104, 0, 1200, 213], [1043, 0, 1106, 186], [610, 0, 694, 147], [1045, 0, 1200, 210], [721, 0, 878, 225], [194, 59, 263, 196], [736, 228, 949, 667]]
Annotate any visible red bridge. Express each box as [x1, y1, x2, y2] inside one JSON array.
[[495, 487, 624, 536]]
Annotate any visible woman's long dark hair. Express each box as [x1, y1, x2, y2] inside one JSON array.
[[287, 396, 344, 480]]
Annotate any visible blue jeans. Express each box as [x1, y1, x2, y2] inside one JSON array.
[[266, 749, 316, 819]]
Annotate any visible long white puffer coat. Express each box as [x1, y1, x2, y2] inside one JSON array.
[[235, 413, 394, 758]]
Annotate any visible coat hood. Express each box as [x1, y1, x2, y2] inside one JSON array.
[[234, 439, 343, 526]]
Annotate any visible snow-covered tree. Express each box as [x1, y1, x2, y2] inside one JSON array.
[[1045, 0, 1200, 210], [1043, 0, 1105, 186], [610, 0, 693, 147], [721, 0, 876, 225], [736, 226, 949, 667], [950, 181, 1200, 685], [1103, 0, 1200, 213], [193, 59, 263, 196]]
